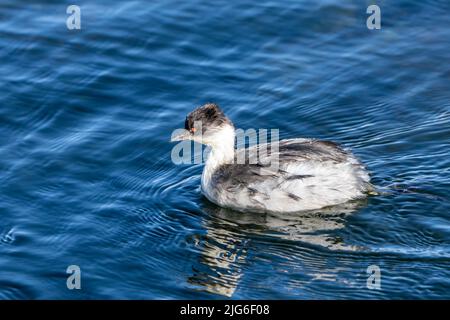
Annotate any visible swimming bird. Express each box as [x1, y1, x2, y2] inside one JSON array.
[[171, 103, 372, 213]]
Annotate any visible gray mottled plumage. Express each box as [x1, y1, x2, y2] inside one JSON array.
[[206, 138, 372, 213], [173, 103, 373, 213]]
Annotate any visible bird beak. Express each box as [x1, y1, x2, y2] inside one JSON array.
[[170, 129, 192, 142]]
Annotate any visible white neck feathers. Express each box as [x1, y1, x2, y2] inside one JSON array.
[[201, 125, 235, 193]]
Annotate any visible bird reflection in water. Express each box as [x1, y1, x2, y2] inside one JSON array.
[[187, 199, 367, 297]]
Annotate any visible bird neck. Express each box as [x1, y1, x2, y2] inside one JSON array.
[[202, 126, 235, 190], [205, 125, 235, 167], [207, 142, 235, 168]]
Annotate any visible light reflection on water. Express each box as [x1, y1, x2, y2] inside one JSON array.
[[0, 0, 449, 299], [190, 200, 367, 297]]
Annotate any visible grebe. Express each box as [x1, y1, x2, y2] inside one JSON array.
[[171, 103, 372, 213]]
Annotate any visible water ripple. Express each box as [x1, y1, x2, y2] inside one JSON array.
[[0, 0, 449, 299]]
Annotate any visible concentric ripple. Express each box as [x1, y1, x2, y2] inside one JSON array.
[[0, 0, 449, 299]]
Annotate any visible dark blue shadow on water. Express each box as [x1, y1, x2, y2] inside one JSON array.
[[0, 0, 449, 299]]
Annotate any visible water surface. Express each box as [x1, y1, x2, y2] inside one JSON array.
[[0, 0, 449, 299]]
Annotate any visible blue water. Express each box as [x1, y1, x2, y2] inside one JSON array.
[[0, 0, 449, 299]]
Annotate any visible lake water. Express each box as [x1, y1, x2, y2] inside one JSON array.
[[0, 0, 449, 299]]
